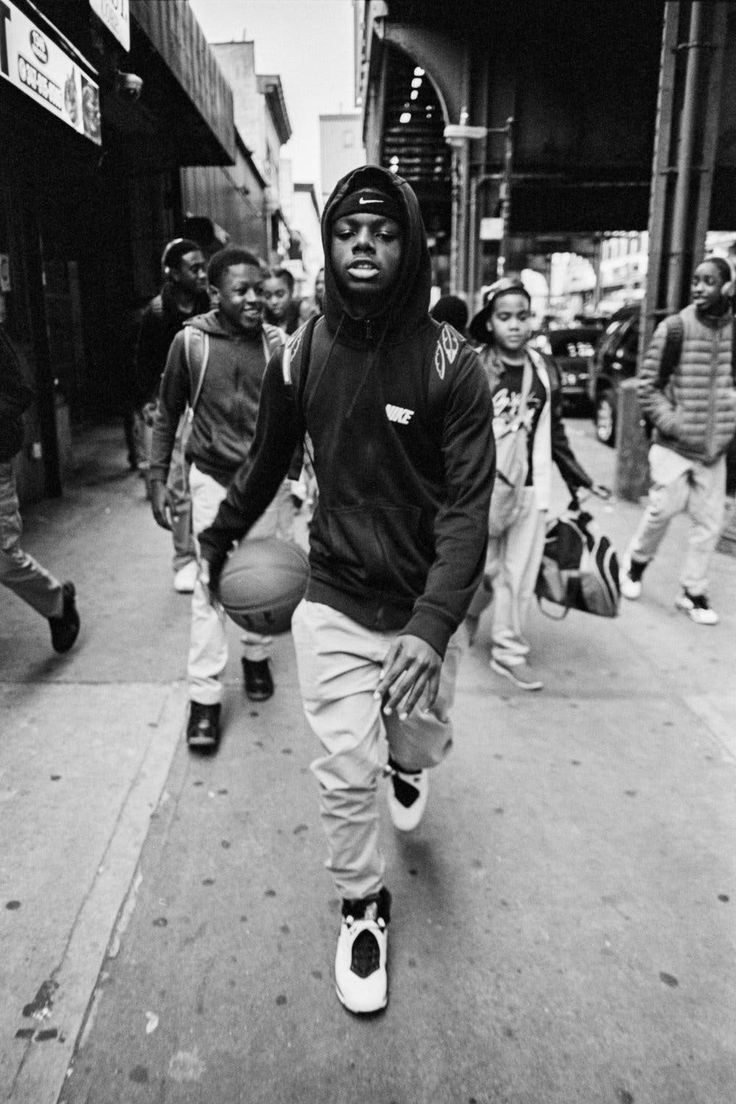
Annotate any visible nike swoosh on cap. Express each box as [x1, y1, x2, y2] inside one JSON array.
[[358, 197, 383, 205]]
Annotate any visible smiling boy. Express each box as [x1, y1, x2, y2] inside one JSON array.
[[197, 167, 495, 1013], [150, 247, 292, 749]]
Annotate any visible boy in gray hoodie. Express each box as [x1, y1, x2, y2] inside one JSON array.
[[150, 247, 291, 749]]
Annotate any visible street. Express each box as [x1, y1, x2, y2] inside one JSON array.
[[2, 418, 735, 1104]]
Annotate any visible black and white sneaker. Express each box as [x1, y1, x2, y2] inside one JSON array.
[[48, 581, 80, 653], [386, 758, 429, 831], [675, 589, 719, 625], [335, 887, 391, 1013]]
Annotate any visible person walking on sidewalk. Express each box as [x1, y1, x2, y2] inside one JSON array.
[[134, 238, 210, 594], [197, 166, 495, 1014], [0, 322, 80, 654], [150, 246, 292, 750], [263, 266, 300, 335], [466, 279, 605, 691], [620, 256, 736, 624]]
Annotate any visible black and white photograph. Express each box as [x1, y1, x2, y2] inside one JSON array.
[[1, 2, 735, 1101]]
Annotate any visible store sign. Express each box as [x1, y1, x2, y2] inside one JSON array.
[[0, 0, 101, 145], [480, 218, 505, 241], [89, 0, 130, 52]]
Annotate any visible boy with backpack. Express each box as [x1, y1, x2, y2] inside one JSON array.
[[197, 166, 495, 1014], [134, 238, 210, 594], [149, 247, 293, 750], [621, 256, 736, 624]]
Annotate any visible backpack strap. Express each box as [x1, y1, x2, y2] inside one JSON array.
[[183, 326, 210, 414], [657, 313, 684, 389], [281, 313, 319, 411], [426, 322, 463, 428]]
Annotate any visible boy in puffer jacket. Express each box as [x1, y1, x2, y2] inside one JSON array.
[[621, 257, 736, 623]]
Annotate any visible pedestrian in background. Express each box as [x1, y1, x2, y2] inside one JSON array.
[[621, 256, 736, 624], [466, 279, 604, 690], [197, 166, 494, 1015], [430, 293, 469, 337], [263, 266, 300, 335], [0, 320, 80, 654], [150, 247, 293, 751], [134, 238, 210, 594]]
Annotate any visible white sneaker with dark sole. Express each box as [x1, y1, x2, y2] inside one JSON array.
[[334, 889, 391, 1014], [490, 659, 544, 691], [386, 761, 429, 832], [675, 589, 719, 625]]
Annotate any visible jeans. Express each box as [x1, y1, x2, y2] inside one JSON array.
[[0, 461, 62, 619]]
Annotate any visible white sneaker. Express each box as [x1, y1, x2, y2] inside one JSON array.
[[490, 658, 544, 691], [675, 589, 719, 625], [334, 889, 391, 1014], [173, 561, 198, 593], [620, 552, 644, 600], [386, 760, 429, 832]]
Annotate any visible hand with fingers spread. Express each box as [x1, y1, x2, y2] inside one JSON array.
[[374, 634, 442, 721]]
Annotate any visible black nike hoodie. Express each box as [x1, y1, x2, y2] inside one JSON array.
[[198, 165, 495, 657]]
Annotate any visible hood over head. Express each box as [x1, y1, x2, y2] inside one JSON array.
[[321, 164, 431, 338]]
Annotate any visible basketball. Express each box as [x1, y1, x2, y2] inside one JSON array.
[[218, 537, 310, 635]]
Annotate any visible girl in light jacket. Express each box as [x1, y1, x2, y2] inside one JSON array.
[[467, 279, 604, 690]]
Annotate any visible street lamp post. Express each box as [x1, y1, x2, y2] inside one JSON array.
[[444, 117, 514, 305]]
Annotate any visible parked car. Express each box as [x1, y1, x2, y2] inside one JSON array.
[[546, 327, 599, 411], [587, 305, 639, 445]]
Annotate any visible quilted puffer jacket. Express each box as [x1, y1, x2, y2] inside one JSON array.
[[639, 303, 736, 464]]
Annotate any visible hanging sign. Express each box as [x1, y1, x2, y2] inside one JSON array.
[[89, 0, 130, 52], [480, 218, 505, 241], [0, 0, 101, 145], [0, 254, 10, 292]]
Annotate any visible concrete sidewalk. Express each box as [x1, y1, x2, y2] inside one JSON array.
[[1, 418, 735, 1104]]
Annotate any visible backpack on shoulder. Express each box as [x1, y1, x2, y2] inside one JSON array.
[[535, 500, 620, 619]]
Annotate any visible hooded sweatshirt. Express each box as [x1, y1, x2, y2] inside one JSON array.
[[149, 310, 284, 486], [134, 283, 211, 407], [198, 165, 495, 657]]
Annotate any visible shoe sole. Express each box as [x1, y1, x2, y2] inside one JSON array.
[[490, 660, 543, 690], [675, 602, 719, 626], [335, 981, 387, 1015]]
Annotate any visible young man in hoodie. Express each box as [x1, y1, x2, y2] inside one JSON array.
[[134, 238, 210, 594], [197, 167, 495, 1014], [149, 246, 292, 750]]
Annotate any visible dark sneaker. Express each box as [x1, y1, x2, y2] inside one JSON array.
[[335, 887, 391, 1013], [186, 701, 221, 752], [242, 658, 274, 701], [48, 582, 80, 653], [386, 758, 429, 832], [675, 589, 719, 626]]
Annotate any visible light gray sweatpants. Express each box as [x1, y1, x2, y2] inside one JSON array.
[[291, 599, 464, 900]]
